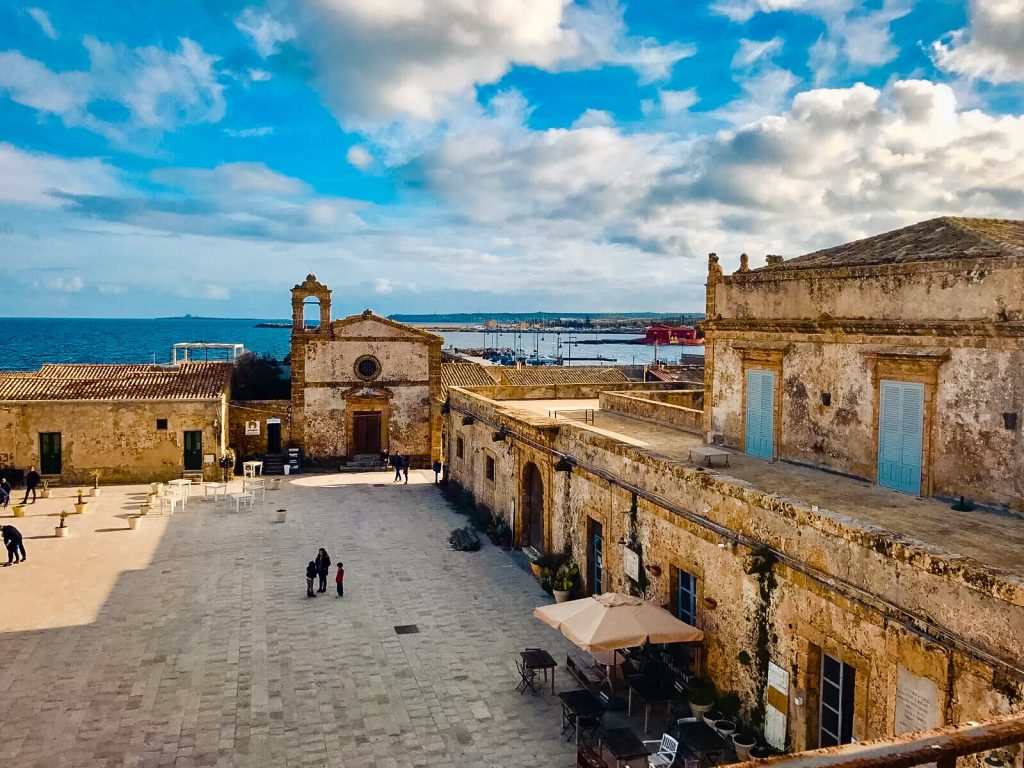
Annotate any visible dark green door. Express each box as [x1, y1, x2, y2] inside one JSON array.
[[183, 431, 203, 471], [40, 432, 61, 475]]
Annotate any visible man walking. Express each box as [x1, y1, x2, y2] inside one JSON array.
[[392, 453, 403, 483], [23, 466, 40, 504], [432, 459, 442, 484], [403, 455, 409, 485], [2, 524, 25, 565], [0, 476, 10, 507]]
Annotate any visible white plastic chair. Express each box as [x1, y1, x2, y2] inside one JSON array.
[[643, 734, 679, 768]]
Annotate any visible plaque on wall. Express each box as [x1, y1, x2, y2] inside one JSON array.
[[895, 666, 940, 735], [245, 420, 260, 435], [623, 547, 640, 582]]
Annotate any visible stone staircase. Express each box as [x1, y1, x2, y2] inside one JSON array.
[[338, 454, 384, 473], [182, 470, 205, 484], [262, 454, 285, 475]]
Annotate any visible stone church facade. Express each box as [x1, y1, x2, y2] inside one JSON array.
[[287, 275, 443, 467]]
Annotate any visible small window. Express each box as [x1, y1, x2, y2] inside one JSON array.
[[456, 436, 464, 460], [156, 419, 168, 430], [671, 566, 698, 626], [485, 455, 495, 481], [354, 355, 381, 381]]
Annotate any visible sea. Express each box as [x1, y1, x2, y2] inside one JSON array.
[[0, 317, 702, 371]]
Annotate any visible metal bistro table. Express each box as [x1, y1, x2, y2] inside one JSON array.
[[521, 648, 558, 694], [558, 689, 604, 746], [626, 675, 678, 734], [599, 727, 650, 768], [673, 719, 728, 767]]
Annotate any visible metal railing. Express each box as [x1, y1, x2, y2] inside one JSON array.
[[549, 408, 596, 424]]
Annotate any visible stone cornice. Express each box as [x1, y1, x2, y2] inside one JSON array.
[[721, 253, 1022, 284], [703, 317, 1024, 338]]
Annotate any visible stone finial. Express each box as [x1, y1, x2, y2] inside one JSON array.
[[737, 253, 750, 273], [362, 309, 373, 318], [765, 254, 784, 267], [307, 273, 316, 281]]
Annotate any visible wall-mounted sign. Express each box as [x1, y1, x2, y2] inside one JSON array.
[[245, 420, 260, 435], [623, 547, 640, 582], [267, 418, 281, 425], [203, 454, 215, 465]]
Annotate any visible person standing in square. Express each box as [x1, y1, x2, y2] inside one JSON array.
[[335, 562, 344, 598]]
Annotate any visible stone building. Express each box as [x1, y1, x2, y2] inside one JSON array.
[[287, 274, 443, 466], [443, 218, 1024, 754], [702, 217, 1024, 510], [0, 363, 231, 483]]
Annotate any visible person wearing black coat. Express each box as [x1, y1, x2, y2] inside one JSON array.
[[315, 548, 331, 593], [2, 524, 25, 565], [392, 454, 403, 483], [305, 561, 317, 597], [23, 467, 40, 504]]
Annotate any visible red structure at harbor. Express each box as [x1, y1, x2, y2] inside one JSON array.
[[642, 324, 703, 345]]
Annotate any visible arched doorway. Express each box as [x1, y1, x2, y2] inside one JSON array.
[[522, 461, 545, 552]]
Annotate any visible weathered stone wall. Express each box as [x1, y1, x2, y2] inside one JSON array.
[[447, 387, 1024, 750], [227, 400, 291, 458], [460, 380, 696, 402], [713, 259, 1024, 323], [710, 336, 1024, 507], [0, 398, 226, 483], [600, 391, 704, 434]]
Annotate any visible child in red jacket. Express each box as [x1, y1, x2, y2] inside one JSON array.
[[335, 562, 344, 598]]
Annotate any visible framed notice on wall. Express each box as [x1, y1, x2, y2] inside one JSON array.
[[623, 547, 640, 582], [245, 420, 260, 435]]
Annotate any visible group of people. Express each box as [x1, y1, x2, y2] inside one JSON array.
[[378, 454, 445, 484], [0, 467, 41, 508], [305, 547, 344, 598]]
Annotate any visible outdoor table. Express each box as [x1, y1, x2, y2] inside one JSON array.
[[627, 675, 678, 734], [687, 446, 731, 468], [168, 478, 192, 500], [558, 689, 604, 745], [242, 478, 266, 503], [229, 492, 254, 513], [158, 494, 184, 515], [243, 461, 263, 477], [673, 720, 728, 767], [599, 727, 649, 768], [204, 482, 228, 502], [522, 648, 557, 694]]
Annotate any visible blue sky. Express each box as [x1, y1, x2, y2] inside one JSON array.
[[0, 0, 1021, 318]]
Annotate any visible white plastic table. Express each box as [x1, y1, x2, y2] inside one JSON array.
[[168, 478, 192, 499], [159, 495, 185, 515], [243, 461, 263, 477], [204, 482, 228, 502], [242, 478, 266, 503], [229, 492, 254, 512]]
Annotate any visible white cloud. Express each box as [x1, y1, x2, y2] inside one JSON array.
[[248, 68, 272, 82], [715, 38, 797, 126], [0, 143, 122, 206], [372, 278, 419, 295], [275, 0, 691, 130], [0, 37, 224, 141], [710, 0, 850, 23], [933, 0, 1024, 83], [43, 275, 84, 293], [224, 126, 275, 138], [27, 8, 58, 40], [659, 89, 699, 115], [732, 37, 783, 68], [346, 145, 374, 170], [235, 7, 296, 58]]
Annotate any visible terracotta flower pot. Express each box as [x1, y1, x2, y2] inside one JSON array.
[[74, 502, 88, 514], [553, 589, 572, 603], [12, 505, 26, 518], [128, 516, 141, 530], [55, 525, 69, 538]]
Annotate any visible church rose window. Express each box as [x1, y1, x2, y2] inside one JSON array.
[[355, 355, 381, 381]]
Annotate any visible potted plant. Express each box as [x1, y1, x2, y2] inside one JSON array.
[[552, 563, 580, 603], [74, 489, 88, 514], [688, 679, 716, 719], [40, 479, 51, 499], [12, 503, 26, 517], [749, 745, 775, 761], [275, 508, 287, 523], [55, 510, 70, 537], [90, 470, 102, 496], [129, 507, 146, 529], [714, 691, 742, 735], [269, 477, 282, 491], [733, 729, 758, 761], [219, 451, 235, 482]]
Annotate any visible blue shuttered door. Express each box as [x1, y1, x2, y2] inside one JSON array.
[[877, 380, 924, 495], [745, 369, 775, 459]]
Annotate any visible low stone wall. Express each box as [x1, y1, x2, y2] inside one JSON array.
[[451, 380, 697, 402], [600, 390, 704, 433]]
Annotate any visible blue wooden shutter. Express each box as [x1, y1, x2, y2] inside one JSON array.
[[746, 369, 775, 459], [877, 381, 923, 495]]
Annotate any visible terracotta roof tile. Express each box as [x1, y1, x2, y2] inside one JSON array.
[[767, 217, 1024, 271], [500, 366, 628, 386], [441, 363, 497, 395], [0, 363, 233, 401]]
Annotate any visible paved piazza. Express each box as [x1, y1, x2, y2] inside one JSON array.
[[0, 472, 582, 768]]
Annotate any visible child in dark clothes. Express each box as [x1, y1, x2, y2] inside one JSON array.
[[335, 562, 344, 598], [305, 560, 317, 597]]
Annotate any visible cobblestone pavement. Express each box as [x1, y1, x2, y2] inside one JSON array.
[[0, 473, 581, 768]]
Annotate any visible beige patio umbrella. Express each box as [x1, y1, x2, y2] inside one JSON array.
[[533, 592, 703, 652]]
